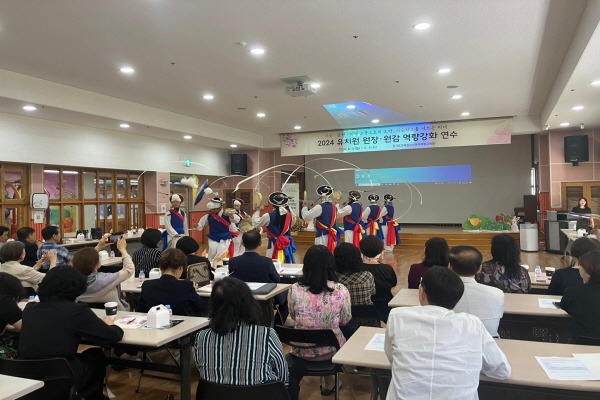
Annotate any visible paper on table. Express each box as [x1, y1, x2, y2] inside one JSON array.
[[247, 282, 266, 290], [538, 298, 559, 309], [573, 353, 600, 374], [280, 268, 302, 274], [536, 357, 600, 380], [115, 316, 146, 329], [364, 333, 385, 352], [197, 284, 213, 293]]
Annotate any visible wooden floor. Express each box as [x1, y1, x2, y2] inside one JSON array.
[[106, 239, 565, 400]]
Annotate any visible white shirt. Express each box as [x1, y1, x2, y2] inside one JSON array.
[[384, 305, 511, 400], [453, 276, 505, 337]]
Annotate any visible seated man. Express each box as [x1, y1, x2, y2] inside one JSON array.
[[385, 266, 510, 400], [37, 225, 73, 270], [17, 227, 42, 267], [228, 229, 288, 325], [449, 245, 505, 337]]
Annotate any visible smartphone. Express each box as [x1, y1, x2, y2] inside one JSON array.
[[109, 233, 123, 244]]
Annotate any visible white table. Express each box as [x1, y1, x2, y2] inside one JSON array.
[[101, 256, 123, 267], [0, 375, 44, 400]]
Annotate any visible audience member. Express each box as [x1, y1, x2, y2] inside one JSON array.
[[229, 230, 288, 325], [476, 234, 531, 293], [19, 267, 123, 400], [132, 228, 163, 278], [385, 266, 511, 399], [73, 237, 134, 310], [0, 272, 23, 359], [175, 235, 212, 280], [359, 235, 397, 323], [16, 227, 40, 267], [407, 237, 449, 289], [138, 248, 207, 316], [0, 226, 9, 253], [334, 243, 375, 305], [37, 225, 72, 270], [449, 245, 504, 337], [0, 241, 56, 293], [548, 237, 600, 295], [287, 245, 351, 399], [194, 277, 289, 390], [561, 250, 600, 341]]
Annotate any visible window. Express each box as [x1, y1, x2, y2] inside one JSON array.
[[0, 164, 29, 239]]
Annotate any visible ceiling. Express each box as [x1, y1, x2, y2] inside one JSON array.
[[0, 0, 599, 150]]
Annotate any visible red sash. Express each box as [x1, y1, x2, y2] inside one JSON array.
[[169, 208, 185, 222], [386, 220, 399, 246], [344, 206, 364, 247], [366, 207, 383, 235], [268, 212, 292, 262], [212, 213, 238, 257], [316, 205, 337, 253]]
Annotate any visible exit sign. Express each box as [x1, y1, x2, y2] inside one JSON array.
[[184, 159, 191, 167]]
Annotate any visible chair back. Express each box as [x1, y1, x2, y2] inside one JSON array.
[[350, 304, 382, 327], [196, 380, 290, 400], [0, 357, 77, 399], [574, 336, 600, 346], [274, 325, 340, 351]]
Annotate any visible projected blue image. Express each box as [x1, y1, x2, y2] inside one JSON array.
[[323, 102, 408, 128], [355, 165, 472, 186]]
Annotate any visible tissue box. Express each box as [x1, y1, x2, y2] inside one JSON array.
[[214, 267, 228, 282], [148, 268, 162, 280], [146, 305, 169, 328]]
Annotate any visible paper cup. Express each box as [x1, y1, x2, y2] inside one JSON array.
[[222, 258, 229, 266], [546, 267, 556, 277], [104, 301, 118, 317]]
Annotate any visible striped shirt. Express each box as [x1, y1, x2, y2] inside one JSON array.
[[194, 323, 289, 386], [132, 246, 162, 277]]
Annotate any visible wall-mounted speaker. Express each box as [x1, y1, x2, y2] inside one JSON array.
[[231, 153, 248, 176], [564, 135, 589, 166]]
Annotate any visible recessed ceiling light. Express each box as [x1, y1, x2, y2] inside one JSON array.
[[413, 22, 431, 30], [346, 105, 356, 109], [183, 135, 192, 140], [310, 83, 321, 89], [22, 105, 37, 111], [560, 122, 570, 127], [371, 119, 380, 124], [451, 94, 463, 99], [461, 112, 470, 116], [230, 144, 238, 148], [438, 68, 451, 74], [119, 123, 130, 128], [250, 48, 265, 55], [294, 125, 302, 130], [591, 80, 600, 86], [256, 112, 266, 118], [119, 66, 135, 74], [572, 105, 584, 111], [203, 94, 214, 100]]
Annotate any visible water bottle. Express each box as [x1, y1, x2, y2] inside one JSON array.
[[109, 250, 115, 258], [28, 295, 36, 303], [165, 304, 173, 322], [139, 269, 145, 282], [535, 265, 542, 277]]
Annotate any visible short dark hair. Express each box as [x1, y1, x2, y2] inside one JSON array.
[[334, 243, 363, 274], [0, 241, 25, 262], [423, 237, 449, 267], [72, 247, 100, 276], [160, 248, 188, 272], [241, 229, 261, 250], [490, 234, 521, 278], [140, 228, 162, 247], [449, 246, 483, 276], [578, 250, 600, 284], [0, 226, 9, 236], [17, 227, 35, 241], [208, 277, 260, 335], [300, 245, 334, 294], [571, 237, 600, 259], [41, 225, 59, 241], [359, 235, 384, 258], [421, 266, 464, 309], [0, 272, 24, 301], [38, 267, 87, 301], [175, 236, 200, 255]]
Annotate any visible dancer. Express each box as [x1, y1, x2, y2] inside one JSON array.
[[362, 194, 386, 239], [231, 198, 249, 256], [253, 192, 296, 263], [337, 190, 364, 247], [381, 194, 401, 252], [301, 185, 341, 253], [195, 197, 237, 260], [162, 194, 188, 250]]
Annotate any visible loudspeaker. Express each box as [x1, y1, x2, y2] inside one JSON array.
[[231, 154, 248, 176], [564, 135, 589, 165]]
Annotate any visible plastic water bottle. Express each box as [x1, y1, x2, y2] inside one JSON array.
[[535, 265, 542, 277], [165, 305, 173, 322], [28, 295, 36, 303], [139, 269, 145, 282], [109, 250, 115, 258]]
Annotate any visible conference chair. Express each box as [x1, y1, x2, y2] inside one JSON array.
[[196, 380, 290, 400], [274, 325, 343, 400], [350, 304, 382, 328], [0, 357, 78, 399]]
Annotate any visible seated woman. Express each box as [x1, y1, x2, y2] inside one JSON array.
[[548, 237, 600, 295], [359, 235, 397, 323], [132, 228, 163, 278], [407, 237, 449, 289], [561, 250, 600, 341], [0, 241, 56, 294], [138, 249, 207, 316], [334, 243, 375, 305], [287, 245, 351, 399], [73, 237, 134, 310], [476, 234, 531, 293], [18, 267, 123, 400], [175, 235, 212, 280], [0, 272, 23, 359], [194, 277, 288, 389]]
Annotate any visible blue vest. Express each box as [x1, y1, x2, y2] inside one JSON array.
[[207, 214, 232, 241], [266, 209, 296, 263], [316, 202, 334, 238], [343, 202, 362, 230], [383, 204, 394, 220], [368, 205, 380, 221], [169, 209, 186, 234]]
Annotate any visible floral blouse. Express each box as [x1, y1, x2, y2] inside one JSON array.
[[476, 260, 531, 293], [288, 281, 352, 360]]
